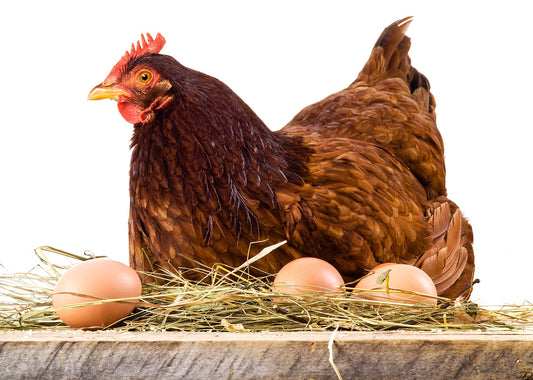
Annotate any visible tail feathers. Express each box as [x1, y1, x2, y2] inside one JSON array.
[[354, 16, 413, 85], [408, 67, 436, 114], [415, 201, 475, 299], [353, 16, 435, 114], [373, 16, 413, 73]]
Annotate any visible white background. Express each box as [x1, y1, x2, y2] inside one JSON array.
[[1, 1, 531, 305]]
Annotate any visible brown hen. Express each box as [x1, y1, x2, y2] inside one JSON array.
[[88, 17, 475, 299]]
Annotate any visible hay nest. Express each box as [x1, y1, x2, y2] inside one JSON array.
[[1, 245, 532, 332]]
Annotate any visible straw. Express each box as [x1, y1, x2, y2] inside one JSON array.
[[1, 245, 532, 332]]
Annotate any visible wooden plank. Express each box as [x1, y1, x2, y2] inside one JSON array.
[[1, 331, 532, 379]]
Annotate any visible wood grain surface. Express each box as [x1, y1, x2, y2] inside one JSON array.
[[1, 331, 532, 379]]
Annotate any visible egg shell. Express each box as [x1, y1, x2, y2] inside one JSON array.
[[354, 263, 437, 305], [52, 258, 142, 329], [272, 257, 344, 296]]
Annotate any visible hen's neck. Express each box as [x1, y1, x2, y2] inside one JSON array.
[[132, 96, 294, 187], [129, 79, 307, 242]]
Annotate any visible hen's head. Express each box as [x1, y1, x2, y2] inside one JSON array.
[[88, 33, 177, 124]]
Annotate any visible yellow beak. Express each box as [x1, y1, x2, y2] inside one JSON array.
[[87, 84, 129, 101]]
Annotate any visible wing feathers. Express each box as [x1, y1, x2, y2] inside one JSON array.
[[416, 201, 475, 298]]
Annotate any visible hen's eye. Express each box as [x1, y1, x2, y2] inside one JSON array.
[[137, 71, 152, 83]]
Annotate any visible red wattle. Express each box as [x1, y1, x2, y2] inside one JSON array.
[[118, 101, 142, 124]]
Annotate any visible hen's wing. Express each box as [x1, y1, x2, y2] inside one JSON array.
[[276, 136, 431, 284]]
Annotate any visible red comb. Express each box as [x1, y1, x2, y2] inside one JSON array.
[[104, 33, 166, 84]]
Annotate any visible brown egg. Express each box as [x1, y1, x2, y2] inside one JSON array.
[[272, 257, 344, 297], [52, 258, 142, 329], [354, 263, 437, 305]]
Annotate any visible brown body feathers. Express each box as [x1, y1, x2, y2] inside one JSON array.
[[89, 18, 475, 299]]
